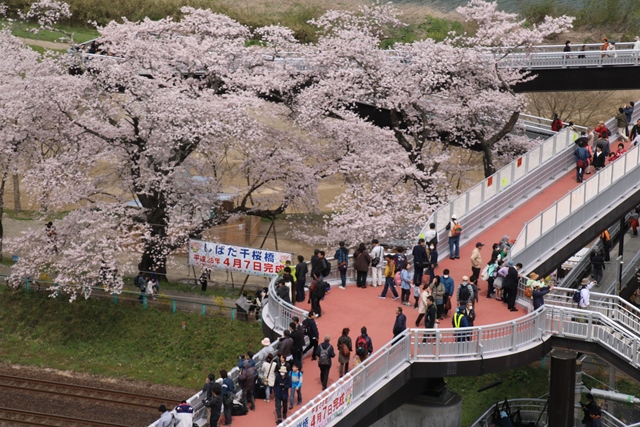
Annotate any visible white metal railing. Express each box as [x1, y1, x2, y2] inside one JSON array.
[[469, 398, 630, 427], [277, 306, 640, 427], [511, 142, 640, 267], [420, 128, 579, 259], [496, 49, 640, 70]]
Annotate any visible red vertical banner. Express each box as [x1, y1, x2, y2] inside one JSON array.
[[487, 176, 493, 187], [517, 157, 523, 167]]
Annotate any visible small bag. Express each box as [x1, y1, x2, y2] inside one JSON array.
[[577, 159, 588, 169], [338, 261, 347, 271], [371, 257, 380, 267], [445, 297, 452, 311], [340, 342, 350, 357]]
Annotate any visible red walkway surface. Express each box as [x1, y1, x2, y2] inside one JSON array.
[[226, 142, 621, 427]]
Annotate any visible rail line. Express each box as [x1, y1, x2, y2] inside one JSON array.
[[0, 373, 167, 409], [0, 406, 131, 426]]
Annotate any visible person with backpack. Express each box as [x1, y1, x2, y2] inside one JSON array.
[[336, 328, 352, 377], [315, 335, 335, 390], [288, 363, 303, 409], [320, 250, 332, 279], [424, 222, 438, 247], [334, 241, 349, 289], [577, 277, 596, 308], [551, 113, 563, 132], [379, 254, 400, 300], [370, 239, 385, 288], [273, 365, 291, 425], [219, 369, 235, 426], [574, 140, 591, 183], [134, 271, 145, 289], [457, 276, 474, 306], [355, 327, 373, 361], [353, 242, 371, 288], [445, 214, 462, 260], [393, 247, 408, 270], [581, 393, 602, 427], [238, 359, 256, 412]]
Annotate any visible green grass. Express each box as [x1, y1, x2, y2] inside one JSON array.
[[3, 209, 68, 221], [0, 288, 263, 388], [448, 366, 549, 425], [7, 20, 99, 43]]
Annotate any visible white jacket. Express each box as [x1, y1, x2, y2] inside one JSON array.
[[579, 281, 596, 308]]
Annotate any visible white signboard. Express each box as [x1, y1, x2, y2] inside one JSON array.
[[290, 377, 354, 427], [188, 240, 292, 277]]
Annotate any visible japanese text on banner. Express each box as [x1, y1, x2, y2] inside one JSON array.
[[188, 240, 293, 278], [291, 377, 353, 427]]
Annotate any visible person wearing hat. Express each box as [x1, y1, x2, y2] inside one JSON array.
[[457, 275, 474, 307], [470, 242, 484, 287], [578, 277, 596, 309], [445, 214, 462, 260], [601, 37, 609, 57], [531, 276, 554, 310], [273, 364, 292, 424]]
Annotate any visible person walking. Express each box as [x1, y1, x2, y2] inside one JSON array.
[[399, 263, 413, 306], [441, 269, 455, 317], [315, 335, 335, 390], [370, 239, 385, 288], [470, 242, 484, 286], [302, 311, 319, 360], [393, 306, 407, 338], [575, 140, 591, 183], [427, 242, 439, 284], [337, 328, 352, 377], [414, 283, 431, 327], [273, 365, 291, 425], [353, 242, 371, 288], [334, 241, 349, 289], [288, 363, 302, 409], [590, 249, 605, 284], [379, 254, 399, 300], [412, 238, 428, 287], [355, 327, 373, 362], [446, 214, 462, 259], [308, 274, 323, 317]]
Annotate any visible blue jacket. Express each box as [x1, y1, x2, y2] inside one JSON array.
[[400, 269, 412, 290], [574, 146, 590, 161], [532, 286, 551, 310], [441, 275, 454, 296]]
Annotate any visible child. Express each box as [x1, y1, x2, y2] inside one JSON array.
[[413, 283, 420, 309], [289, 363, 302, 409]]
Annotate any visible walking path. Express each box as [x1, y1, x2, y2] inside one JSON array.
[[226, 141, 628, 427]]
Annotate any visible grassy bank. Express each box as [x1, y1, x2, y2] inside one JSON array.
[[0, 288, 263, 387]]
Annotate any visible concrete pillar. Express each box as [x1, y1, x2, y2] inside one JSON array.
[[370, 388, 462, 427], [549, 350, 577, 427]]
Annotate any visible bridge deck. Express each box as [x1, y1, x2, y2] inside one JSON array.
[[228, 140, 625, 427]]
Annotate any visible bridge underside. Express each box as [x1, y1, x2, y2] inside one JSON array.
[[334, 337, 639, 427], [515, 66, 640, 92]]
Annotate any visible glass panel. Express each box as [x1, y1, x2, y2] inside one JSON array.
[[484, 176, 498, 199], [584, 177, 599, 202], [497, 169, 511, 191], [527, 147, 541, 170], [525, 216, 542, 244], [556, 194, 571, 223], [611, 159, 625, 183], [541, 205, 556, 234], [540, 136, 555, 161], [625, 147, 638, 172], [467, 183, 483, 210], [598, 167, 612, 189], [570, 187, 585, 213], [513, 157, 526, 182], [452, 195, 467, 218]]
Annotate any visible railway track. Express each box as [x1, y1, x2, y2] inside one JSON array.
[[0, 373, 166, 409], [0, 406, 131, 426]]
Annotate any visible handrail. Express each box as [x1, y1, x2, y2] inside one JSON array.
[[421, 128, 579, 260], [278, 306, 640, 427], [510, 142, 640, 268]]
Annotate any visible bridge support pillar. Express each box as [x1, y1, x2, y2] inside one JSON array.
[[370, 379, 461, 427], [548, 350, 577, 427]]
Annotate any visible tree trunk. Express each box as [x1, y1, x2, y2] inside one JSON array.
[[481, 141, 496, 178], [12, 174, 21, 212], [0, 172, 6, 262], [481, 111, 521, 178], [136, 198, 169, 282]]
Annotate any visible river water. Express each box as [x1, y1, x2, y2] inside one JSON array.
[[392, 0, 585, 13]]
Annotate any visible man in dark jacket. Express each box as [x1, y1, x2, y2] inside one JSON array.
[[590, 249, 605, 284], [310, 249, 322, 278], [532, 281, 553, 310], [238, 359, 256, 411], [295, 255, 308, 302], [289, 321, 304, 369], [412, 238, 428, 287], [315, 335, 336, 390], [220, 369, 235, 426], [503, 261, 521, 312], [302, 311, 319, 359], [274, 365, 292, 424], [278, 330, 293, 362], [393, 307, 407, 338], [276, 280, 291, 304]]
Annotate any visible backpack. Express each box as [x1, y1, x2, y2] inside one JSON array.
[[134, 274, 145, 288], [322, 258, 332, 276], [573, 289, 582, 304], [452, 223, 463, 237], [525, 286, 533, 298], [395, 253, 407, 270], [458, 284, 471, 302], [316, 280, 329, 299], [394, 271, 402, 286], [355, 335, 368, 356], [318, 345, 330, 366]]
